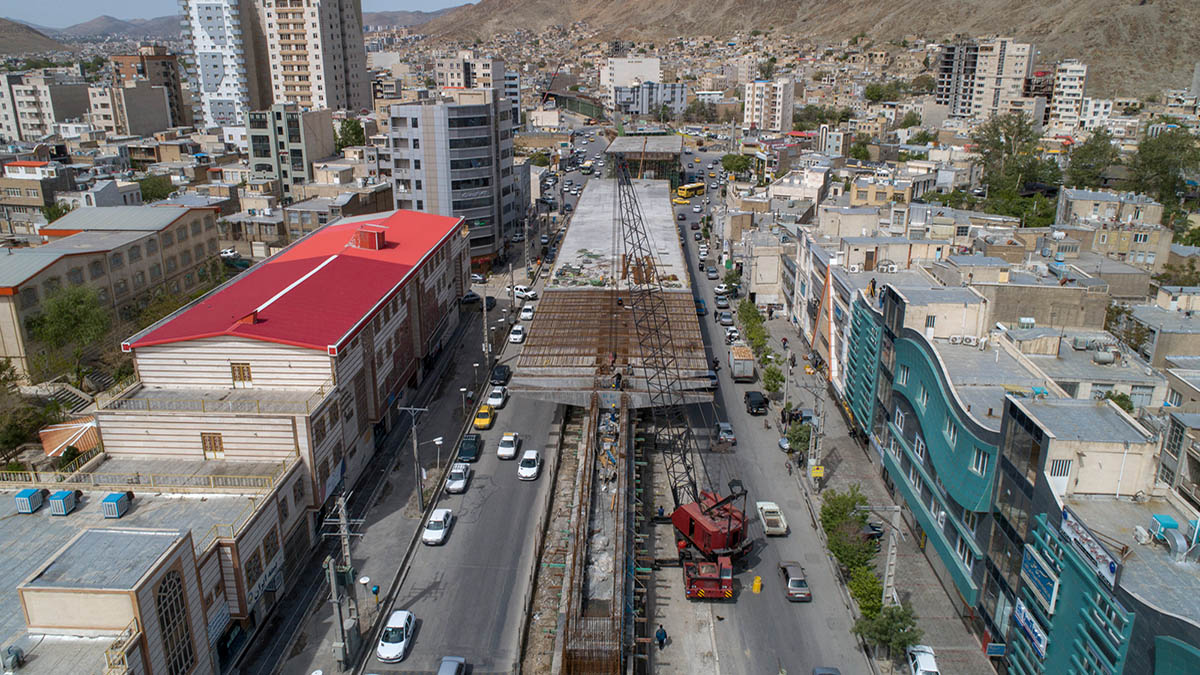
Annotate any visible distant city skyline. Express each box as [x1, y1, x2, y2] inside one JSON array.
[[5, 0, 470, 28]]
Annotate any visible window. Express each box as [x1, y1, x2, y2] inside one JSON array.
[[230, 362, 252, 385], [963, 510, 979, 533], [1098, 233, 1107, 244], [894, 408, 905, 430], [955, 533, 973, 568], [156, 571, 196, 675], [244, 549, 263, 589], [110, 252, 124, 269], [412, 138, 419, 150], [90, 260, 106, 279], [945, 418, 958, 445], [1049, 458, 1072, 477], [919, 385, 929, 408], [971, 447, 987, 474], [128, 245, 142, 262], [907, 461, 920, 487], [1133, 233, 1148, 243], [201, 433, 224, 459], [261, 526, 280, 564], [897, 364, 909, 386], [925, 315, 936, 329], [913, 436, 926, 460], [1167, 390, 1183, 408], [293, 478, 306, 508]]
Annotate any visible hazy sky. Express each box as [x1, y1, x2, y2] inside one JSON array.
[[7, 0, 470, 29]]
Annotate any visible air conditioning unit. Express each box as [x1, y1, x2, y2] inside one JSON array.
[[14, 488, 46, 514], [949, 335, 962, 344], [963, 336, 978, 347], [1018, 317, 1036, 329], [49, 490, 80, 516], [978, 337, 988, 350], [102, 491, 133, 519], [848, 264, 861, 273], [887, 264, 899, 273]]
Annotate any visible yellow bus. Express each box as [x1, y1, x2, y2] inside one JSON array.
[[676, 182, 706, 198]]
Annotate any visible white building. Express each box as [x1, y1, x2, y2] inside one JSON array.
[[1079, 97, 1114, 131], [695, 90, 724, 104], [612, 82, 687, 117], [743, 77, 795, 133], [180, 0, 271, 129], [599, 57, 662, 105], [1050, 60, 1088, 133], [971, 38, 1034, 121], [261, 0, 370, 112]]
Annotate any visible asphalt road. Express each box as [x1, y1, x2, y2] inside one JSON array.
[[671, 198, 866, 674]]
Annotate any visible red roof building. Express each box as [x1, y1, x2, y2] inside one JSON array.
[[126, 209, 466, 355]]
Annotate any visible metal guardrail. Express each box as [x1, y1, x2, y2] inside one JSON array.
[[103, 618, 141, 675], [194, 497, 261, 554], [95, 379, 336, 415], [0, 468, 279, 493]]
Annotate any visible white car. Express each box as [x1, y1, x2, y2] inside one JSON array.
[[445, 462, 471, 493], [486, 385, 508, 408], [907, 645, 940, 675], [507, 284, 539, 300], [714, 283, 731, 295], [376, 610, 414, 662], [219, 248, 240, 258], [698, 246, 710, 258], [470, 273, 485, 284], [756, 500, 789, 536], [520, 305, 535, 321], [517, 450, 542, 480], [422, 508, 453, 545], [509, 325, 526, 343], [692, 205, 702, 213], [498, 432, 520, 459]]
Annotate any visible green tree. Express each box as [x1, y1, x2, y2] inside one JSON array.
[[1066, 129, 1120, 189], [910, 74, 935, 94], [41, 201, 73, 223], [1124, 128, 1200, 207], [1155, 259, 1200, 286], [137, 290, 191, 331], [1104, 391, 1135, 413], [820, 483, 868, 534], [910, 129, 937, 145], [897, 111, 922, 129], [786, 422, 811, 457], [849, 565, 884, 619], [723, 269, 741, 286], [721, 153, 751, 175], [757, 59, 776, 80], [27, 286, 111, 385], [829, 520, 879, 572], [529, 151, 550, 167], [854, 604, 924, 658], [972, 112, 1040, 192], [762, 364, 784, 395], [335, 118, 366, 151], [849, 140, 871, 161], [138, 175, 174, 202]]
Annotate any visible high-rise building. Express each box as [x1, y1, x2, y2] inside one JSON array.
[[742, 77, 794, 132], [935, 38, 978, 118], [433, 50, 519, 120], [598, 57, 661, 106], [612, 82, 687, 117], [245, 102, 336, 202], [971, 38, 1035, 121], [1049, 60, 1088, 133], [381, 88, 523, 265], [111, 44, 190, 127], [261, 0, 369, 112], [88, 80, 173, 137], [180, 0, 272, 129]]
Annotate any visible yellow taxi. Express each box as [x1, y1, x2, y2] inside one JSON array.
[[473, 404, 496, 430], [672, 197, 690, 205], [708, 172, 716, 178], [693, 157, 702, 163]]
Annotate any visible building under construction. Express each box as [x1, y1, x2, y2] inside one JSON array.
[[511, 176, 713, 673]]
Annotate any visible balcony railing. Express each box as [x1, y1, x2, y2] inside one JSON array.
[[96, 378, 335, 415], [103, 618, 141, 675], [0, 459, 284, 494]]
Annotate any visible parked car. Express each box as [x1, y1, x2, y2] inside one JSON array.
[[512, 232, 525, 243], [714, 422, 736, 445], [445, 462, 472, 493], [693, 232, 702, 241], [490, 364, 511, 385], [692, 205, 702, 213], [907, 645, 940, 675], [718, 311, 734, 326], [714, 295, 729, 309], [690, 221, 701, 230], [486, 385, 508, 408], [458, 433, 481, 462], [706, 370, 719, 390], [437, 657, 467, 675], [758, 501, 789, 536], [714, 283, 731, 295], [517, 450, 543, 480], [724, 327, 740, 344], [778, 561, 811, 601], [219, 248, 240, 258], [744, 391, 768, 415], [497, 432, 520, 459], [678, 212, 686, 221], [470, 273, 485, 284], [376, 610, 415, 662], [422, 508, 454, 545], [520, 305, 535, 321], [509, 325, 527, 343], [473, 404, 496, 430], [695, 298, 707, 315], [461, 291, 481, 304], [706, 266, 719, 280], [507, 284, 539, 300]]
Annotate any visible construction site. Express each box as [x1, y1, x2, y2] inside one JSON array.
[[512, 161, 748, 674]]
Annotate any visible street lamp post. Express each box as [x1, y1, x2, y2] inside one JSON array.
[[434, 436, 444, 472], [472, 362, 480, 385], [396, 406, 429, 512], [459, 387, 468, 412]]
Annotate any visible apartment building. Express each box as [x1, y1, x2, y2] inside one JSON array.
[[433, 50, 520, 121], [1056, 188, 1163, 225], [598, 57, 662, 105], [612, 81, 687, 117], [0, 206, 220, 379], [57, 179, 144, 209], [111, 44, 190, 127], [0, 160, 77, 234], [971, 38, 1035, 121], [935, 38, 979, 118], [743, 78, 795, 133], [1049, 60, 1088, 133], [87, 80, 173, 137], [381, 88, 522, 266], [817, 124, 850, 157], [180, 0, 272, 129], [0, 71, 90, 142], [1078, 97, 1114, 131], [260, 0, 369, 111], [246, 103, 336, 202]]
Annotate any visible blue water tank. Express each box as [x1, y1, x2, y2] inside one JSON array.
[[14, 488, 44, 514]]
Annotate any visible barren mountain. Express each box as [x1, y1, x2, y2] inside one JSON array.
[[420, 0, 1200, 97], [0, 18, 69, 54], [363, 7, 463, 27], [54, 15, 182, 39]]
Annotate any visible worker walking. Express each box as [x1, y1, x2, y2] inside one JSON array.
[[655, 624, 668, 651]]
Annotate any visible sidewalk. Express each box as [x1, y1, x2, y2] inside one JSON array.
[[762, 317, 995, 675], [239, 310, 491, 675]]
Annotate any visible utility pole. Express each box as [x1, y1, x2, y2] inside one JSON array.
[[855, 505, 903, 607], [321, 493, 364, 670], [396, 406, 429, 511], [480, 283, 491, 369]]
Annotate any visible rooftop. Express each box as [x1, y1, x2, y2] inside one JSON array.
[[1074, 251, 1150, 276], [1130, 305, 1200, 335], [127, 210, 463, 353], [893, 285, 982, 306], [39, 205, 194, 234], [948, 254, 1009, 268], [0, 247, 67, 289], [38, 229, 149, 254], [1066, 495, 1200, 627], [1022, 331, 1165, 387], [1061, 187, 1159, 205], [604, 135, 683, 156], [24, 528, 185, 590], [1019, 398, 1153, 443], [931, 340, 1051, 431]]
